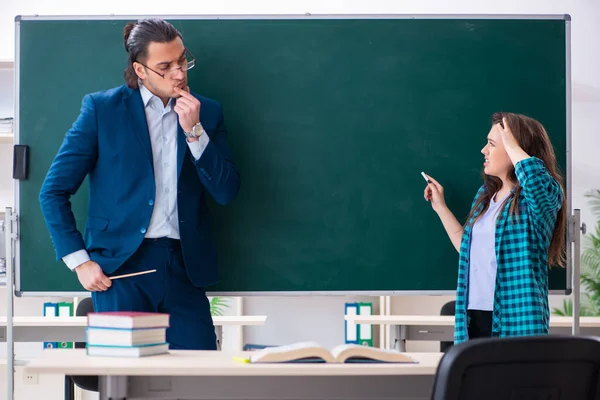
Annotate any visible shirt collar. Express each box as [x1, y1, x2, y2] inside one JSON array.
[[139, 81, 174, 111]]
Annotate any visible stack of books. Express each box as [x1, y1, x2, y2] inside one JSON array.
[[85, 311, 170, 357]]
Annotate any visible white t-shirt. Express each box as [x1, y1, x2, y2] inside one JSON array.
[[467, 193, 508, 311]]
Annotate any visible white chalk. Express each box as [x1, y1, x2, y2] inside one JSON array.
[[421, 171, 431, 183]]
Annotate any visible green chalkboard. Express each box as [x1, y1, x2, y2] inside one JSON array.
[[16, 16, 570, 294]]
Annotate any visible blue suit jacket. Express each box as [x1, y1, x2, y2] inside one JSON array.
[[39, 85, 240, 287]]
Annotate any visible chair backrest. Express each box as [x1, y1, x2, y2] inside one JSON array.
[[71, 297, 98, 392], [431, 335, 600, 400], [74, 297, 94, 349], [439, 300, 455, 353], [75, 297, 95, 316]]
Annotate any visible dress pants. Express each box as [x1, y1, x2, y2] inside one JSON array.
[[92, 237, 217, 350]]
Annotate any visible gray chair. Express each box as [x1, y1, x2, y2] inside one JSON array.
[[431, 335, 600, 400], [69, 297, 98, 393], [439, 300, 455, 353]]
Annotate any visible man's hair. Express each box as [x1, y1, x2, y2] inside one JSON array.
[[123, 18, 182, 89]]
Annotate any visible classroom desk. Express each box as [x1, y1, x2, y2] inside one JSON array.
[[0, 315, 267, 349], [26, 349, 443, 400], [346, 315, 600, 351]]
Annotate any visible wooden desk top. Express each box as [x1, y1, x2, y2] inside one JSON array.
[[0, 315, 267, 327], [26, 349, 443, 376], [345, 315, 600, 328]]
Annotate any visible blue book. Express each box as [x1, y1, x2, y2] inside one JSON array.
[[86, 342, 169, 357]]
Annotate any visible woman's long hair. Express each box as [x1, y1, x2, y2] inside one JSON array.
[[466, 112, 566, 267]]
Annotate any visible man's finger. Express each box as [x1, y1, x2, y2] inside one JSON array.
[[176, 101, 192, 113], [174, 101, 189, 112], [175, 87, 197, 102], [176, 96, 197, 109], [101, 275, 112, 288]]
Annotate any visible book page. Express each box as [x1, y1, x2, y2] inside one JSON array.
[[249, 342, 334, 363], [331, 344, 415, 363]]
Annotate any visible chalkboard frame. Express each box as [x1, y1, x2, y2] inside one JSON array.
[[13, 14, 573, 296]]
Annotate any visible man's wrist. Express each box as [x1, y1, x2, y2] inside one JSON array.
[[63, 249, 90, 271], [185, 122, 205, 139]]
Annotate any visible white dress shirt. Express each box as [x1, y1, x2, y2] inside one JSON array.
[[63, 83, 210, 270]]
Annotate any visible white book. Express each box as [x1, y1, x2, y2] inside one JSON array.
[[86, 343, 169, 358], [86, 327, 166, 347], [248, 342, 416, 364], [87, 312, 169, 329]]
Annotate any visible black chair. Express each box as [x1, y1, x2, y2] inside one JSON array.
[[431, 335, 600, 400], [439, 300, 455, 353], [69, 297, 98, 394]]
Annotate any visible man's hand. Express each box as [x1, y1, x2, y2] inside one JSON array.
[[174, 86, 201, 134], [74, 261, 112, 291]]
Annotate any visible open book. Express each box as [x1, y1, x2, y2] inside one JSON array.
[[247, 342, 416, 364]]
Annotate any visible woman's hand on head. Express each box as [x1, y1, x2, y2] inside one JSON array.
[[498, 117, 519, 150]]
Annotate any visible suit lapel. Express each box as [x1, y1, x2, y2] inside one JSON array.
[[123, 88, 154, 173], [176, 119, 187, 180]]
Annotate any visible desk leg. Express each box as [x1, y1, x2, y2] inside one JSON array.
[[215, 325, 223, 350], [395, 325, 407, 352], [98, 376, 127, 400]]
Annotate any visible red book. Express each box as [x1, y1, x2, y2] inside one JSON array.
[[87, 312, 170, 329]]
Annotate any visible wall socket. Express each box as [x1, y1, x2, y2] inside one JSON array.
[[22, 372, 39, 385]]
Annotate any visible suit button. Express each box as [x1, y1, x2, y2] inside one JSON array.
[[200, 168, 206, 173], [140, 228, 147, 234], [148, 200, 154, 206]]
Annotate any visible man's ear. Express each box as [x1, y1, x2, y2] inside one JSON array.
[[133, 62, 146, 80]]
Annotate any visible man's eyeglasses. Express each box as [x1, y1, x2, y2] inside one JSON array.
[[137, 48, 196, 79]]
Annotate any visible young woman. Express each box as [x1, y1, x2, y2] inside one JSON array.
[[423, 112, 566, 343]]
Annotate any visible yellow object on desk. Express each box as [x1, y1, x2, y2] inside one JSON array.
[[232, 356, 250, 364]]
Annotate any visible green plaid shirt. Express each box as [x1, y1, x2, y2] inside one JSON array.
[[454, 156, 563, 343]]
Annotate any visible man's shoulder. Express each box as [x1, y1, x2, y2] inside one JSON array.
[[86, 84, 136, 105]]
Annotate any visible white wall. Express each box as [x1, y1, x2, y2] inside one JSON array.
[[0, 69, 13, 116], [0, 68, 14, 208], [0, 1, 599, 399], [0, 144, 12, 209]]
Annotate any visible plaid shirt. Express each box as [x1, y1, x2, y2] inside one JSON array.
[[454, 156, 563, 343]]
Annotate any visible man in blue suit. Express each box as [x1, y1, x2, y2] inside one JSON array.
[[39, 18, 240, 350]]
